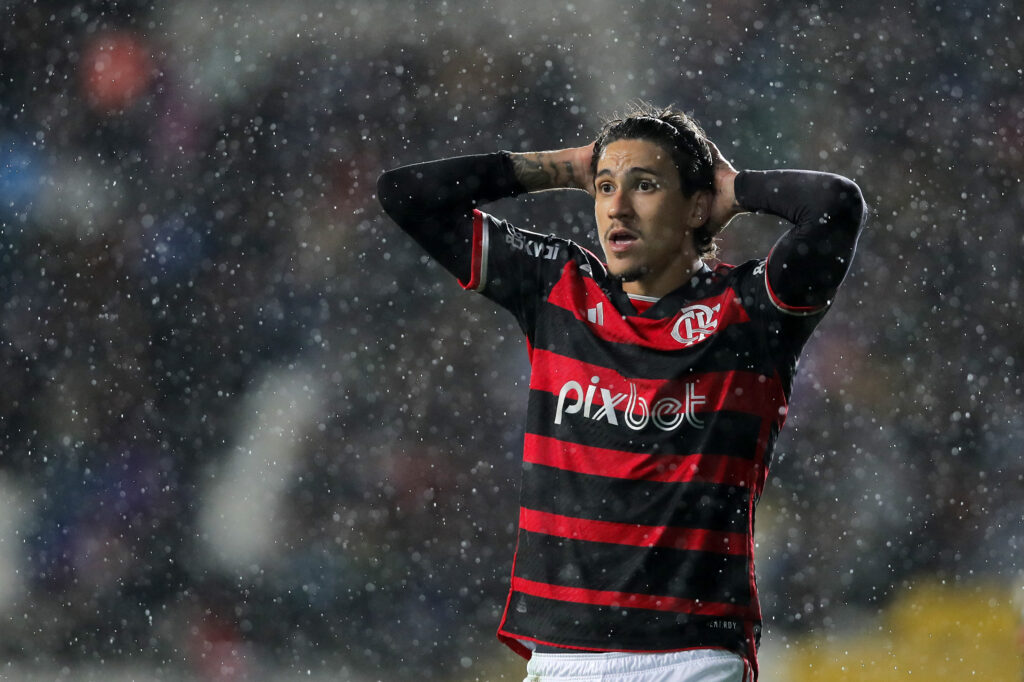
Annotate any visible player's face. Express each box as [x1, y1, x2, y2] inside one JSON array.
[[594, 138, 709, 298]]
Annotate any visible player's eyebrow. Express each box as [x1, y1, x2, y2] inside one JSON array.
[[595, 166, 661, 178]]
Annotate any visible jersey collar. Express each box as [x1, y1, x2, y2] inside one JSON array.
[[604, 263, 715, 318]]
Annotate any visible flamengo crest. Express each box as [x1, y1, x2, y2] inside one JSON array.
[[671, 303, 722, 347]]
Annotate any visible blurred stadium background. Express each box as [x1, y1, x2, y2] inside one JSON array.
[[0, 0, 1021, 679]]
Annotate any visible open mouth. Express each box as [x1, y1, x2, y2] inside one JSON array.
[[607, 228, 638, 253]]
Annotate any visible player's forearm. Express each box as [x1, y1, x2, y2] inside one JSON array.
[[508, 147, 593, 193], [738, 170, 866, 308], [737, 170, 864, 230], [378, 152, 523, 224], [377, 152, 524, 281]]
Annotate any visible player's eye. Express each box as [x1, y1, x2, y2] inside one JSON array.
[[598, 182, 615, 194], [637, 179, 655, 191]]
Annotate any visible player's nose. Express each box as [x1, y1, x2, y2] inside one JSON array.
[[606, 190, 634, 218]]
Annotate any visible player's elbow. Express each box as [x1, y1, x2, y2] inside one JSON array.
[[822, 175, 867, 232]]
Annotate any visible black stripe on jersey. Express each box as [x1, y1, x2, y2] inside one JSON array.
[[533, 301, 778, 378], [521, 464, 751, 534], [514, 531, 751, 605], [501, 594, 750, 654], [526, 393, 764, 460]]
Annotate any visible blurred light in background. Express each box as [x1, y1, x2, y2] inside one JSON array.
[[81, 31, 154, 112]]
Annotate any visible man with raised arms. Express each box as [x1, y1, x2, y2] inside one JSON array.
[[378, 103, 865, 681]]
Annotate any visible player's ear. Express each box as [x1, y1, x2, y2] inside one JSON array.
[[686, 189, 713, 229]]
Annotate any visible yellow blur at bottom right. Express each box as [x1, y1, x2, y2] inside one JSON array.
[[769, 580, 1023, 681]]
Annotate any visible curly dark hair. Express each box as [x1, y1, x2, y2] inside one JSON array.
[[590, 102, 720, 259]]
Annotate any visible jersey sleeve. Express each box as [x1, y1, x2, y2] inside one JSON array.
[[735, 170, 866, 315], [464, 209, 595, 339], [378, 153, 595, 340], [377, 152, 526, 284], [728, 259, 826, 374]]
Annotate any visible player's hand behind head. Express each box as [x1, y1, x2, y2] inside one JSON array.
[[705, 139, 742, 233], [576, 142, 597, 197]]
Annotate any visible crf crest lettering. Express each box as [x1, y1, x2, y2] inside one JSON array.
[[671, 303, 722, 347]]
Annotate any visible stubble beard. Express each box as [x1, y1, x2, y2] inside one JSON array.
[[612, 264, 646, 283]]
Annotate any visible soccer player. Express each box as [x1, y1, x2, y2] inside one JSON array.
[[377, 103, 865, 681]]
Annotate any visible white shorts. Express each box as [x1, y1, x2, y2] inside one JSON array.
[[523, 648, 752, 682]]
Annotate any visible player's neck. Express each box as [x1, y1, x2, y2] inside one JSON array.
[[621, 258, 704, 298]]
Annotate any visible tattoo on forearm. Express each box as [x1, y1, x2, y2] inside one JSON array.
[[511, 154, 547, 190], [563, 161, 576, 187], [512, 153, 577, 191]]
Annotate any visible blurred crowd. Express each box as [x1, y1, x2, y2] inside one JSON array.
[[0, 1, 1021, 679]]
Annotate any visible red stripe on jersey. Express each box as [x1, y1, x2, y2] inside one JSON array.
[[546, 267, 751, 350], [511, 576, 751, 618], [459, 210, 485, 291], [519, 507, 748, 556], [522, 433, 752, 487], [530, 349, 788, 422]]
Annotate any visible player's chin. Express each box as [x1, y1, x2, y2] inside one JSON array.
[[610, 264, 645, 283]]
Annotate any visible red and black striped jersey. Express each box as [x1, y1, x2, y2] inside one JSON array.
[[379, 154, 865, 678], [460, 208, 826, 667]]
